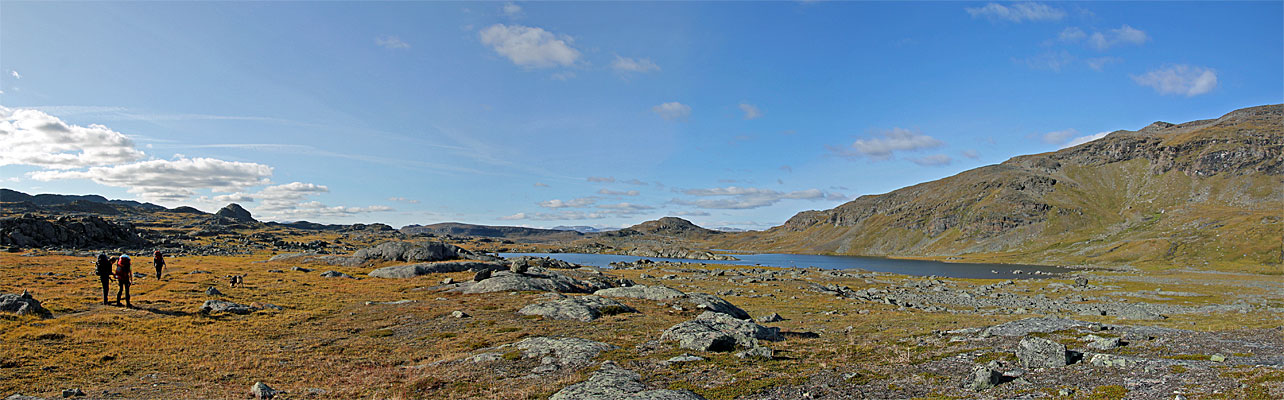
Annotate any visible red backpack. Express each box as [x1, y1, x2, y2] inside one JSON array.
[[115, 257, 132, 278]]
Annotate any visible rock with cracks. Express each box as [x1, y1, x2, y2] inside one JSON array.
[[595, 285, 751, 319], [519, 295, 637, 322], [368, 261, 504, 278], [1016, 337, 1071, 369], [0, 291, 52, 318], [661, 311, 780, 353], [200, 300, 257, 315], [550, 361, 706, 400]]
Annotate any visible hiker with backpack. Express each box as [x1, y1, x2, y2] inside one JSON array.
[[153, 250, 166, 280], [115, 254, 133, 308], [94, 253, 112, 305]]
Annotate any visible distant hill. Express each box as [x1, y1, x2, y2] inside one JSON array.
[[550, 225, 619, 233], [400, 222, 585, 243], [0, 189, 167, 211], [719, 104, 1284, 271], [607, 217, 721, 239]]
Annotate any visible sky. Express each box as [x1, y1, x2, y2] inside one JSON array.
[[1, 1, 1281, 230]]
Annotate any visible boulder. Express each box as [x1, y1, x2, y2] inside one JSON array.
[[1085, 335, 1121, 350], [594, 286, 750, 320], [0, 291, 52, 318], [1016, 337, 1070, 369], [249, 381, 276, 399], [1088, 353, 1139, 368], [983, 317, 1091, 337], [1110, 306, 1166, 321], [369, 261, 503, 279], [60, 388, 85, 398], [469, 337, 618, 375], [353, 241, 488, 263], [661, 311, 780, 352], [964, 365, 1003, 391], [205, 287, 223, 296], [473, 269, 492, 282], [319, 271, 354, 279], [457, 267, 616, 294], [519, 296, 637, 322], [508, 256, 578, 270], [550, 361, 706, 400], [756, 313, 784, 323], [5, 394, 48, 400], [200, 300, 255, 315], [215, 204, 255, 222]]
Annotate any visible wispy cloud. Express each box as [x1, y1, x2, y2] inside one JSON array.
[[375, 36, 411, 49], [479, 24, 580, 68], [612, 55, 660, 73], [501, 2, 523, 18], [1089, 25, 1148, 50], [622, 179, 648, 186], [738, 103, 763, 120], [908, 154, 953, 166], [966, 2, 1065, 23], [961, 150, 981, 159], [672, 186, 840, 210], [828, 128, 944, 160], [538, 197, 597, 209], [597, 188, 640, 196], [1040, 129, 1079, 144], [1062, 131, 1111, 148], [652, 102, 692, 121], [1018, 50, 1075, 72], [1132, 65, 1218, 97], [587, 176, 615, 183]]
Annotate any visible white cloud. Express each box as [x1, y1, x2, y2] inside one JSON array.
[[1062, 131, 1111, 148], [961, 149, 981, 159], [0, 107, 146, 169], [499, 210, 626, 221], [1041, 129, 1079, 144], [652, 102, 691, 121], [622, 179, 648, 186], [909, 154, 953, 166], [596, 202, 654, 211], [738, 103, 763, 120], [388, 196, 421, 204], [673, 186, 835, 210], [502, 2, 523, 18], [674, 211, 710, 217], [597, 188, 640, 196], [587, 176, 615, 183], [1059, 27, 1086, 42], [9, 70, 19, 79], [1089, 25, 1148, 50], [30, 157, 273, 201], [829, 128, 943, 160], [1132, 65, 1218, 97], [966, 2, 1065, 23], [254, 182, 330, 210], [213, 192, 255, 203], [539, 197, 596, 208], [261, 202, 394, 220], [1085, 56, 1120, 71], [479, 24, 580, 68], [612, 56, 660, 73], [375, 36, 411, 49]]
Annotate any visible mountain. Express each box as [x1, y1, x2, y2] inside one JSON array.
[[400, 222, 585, 243], [0, 189, 167, 211], [609, 217, 721, 239], [719, 104, 1283, 272], [214, 203, 256, 222]]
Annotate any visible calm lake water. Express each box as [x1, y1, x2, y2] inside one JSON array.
[[497, 252, 1072, 279]]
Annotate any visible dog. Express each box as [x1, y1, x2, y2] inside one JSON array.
[[228, 274, 246, 288]]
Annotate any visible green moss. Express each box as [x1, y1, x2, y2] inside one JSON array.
[[1087, 385, 1128, 400]]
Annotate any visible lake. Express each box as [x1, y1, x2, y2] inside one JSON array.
[[497, 252, 1073, 279]]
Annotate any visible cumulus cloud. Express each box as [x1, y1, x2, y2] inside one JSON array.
[[501, 2, 522, 18], [1062, 131, 1111, 148], [1041, 129, 1079, 144], [829, 128, 943, 160], [479, 24, 580, 68], [1132, 65, 1218, 97], [539, 197, 596, 208], [587, 176, 615, 183], [598, 188, 640, 196], [254, 182, 331, 210], [652, 102, 692, 121], [909, 154, 953, 166], [1, 107, 146, 169], [612, 56, 660, 73], [673, 186, 837, 210], [1089, 25, 1148, 50], [739, 103, 763, 120], [30, 157, 273, 201], [375, 36, 411, 49], [213, 192, 255, 203], [966, 2, 1065, 23]]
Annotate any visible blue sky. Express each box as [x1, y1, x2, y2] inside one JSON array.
[[2, 1, 1280, 229]]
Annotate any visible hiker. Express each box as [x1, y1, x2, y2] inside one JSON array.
[[114, 254, 132, 308], [94, 253, 112, 305], [153, 250, 166, 280]]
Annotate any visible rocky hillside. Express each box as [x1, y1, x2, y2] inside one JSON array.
[[607, 217, 722, 239], [401, 222, 585, 243], [721, 104, 1283, 271]]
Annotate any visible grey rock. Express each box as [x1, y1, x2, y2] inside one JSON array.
[[1110, 306, 1166, 320], [319, 270, 354, 279], [1016, 337, 1070, 369], [550, 361, 706, 400], [964, 365, 1003, 391], [200, 299, 255, 315], [519, 295, 637, 322], [735, 346, 774, 359], [595, 285, 687, 301], [0, 291, 51, 318], [368, 261, 503, 278], [1089, 353, 1140, 368], [441, 277, 455, 285], [1210, 354, 1226, 362], [451, 310, 469, 318], [205, 287, 223, 296], [665, 354, 705, 364], [250, 381, 276, 399], [60, 388, 84, 398], [6, 394, 48, 400], [473, 269, 492, 282], [485, 337, 619, 374], [215, 203, 255, 222], [661, 311, 780, 352], [1086, 335, 1121, 350], [984, 317, 1090, 337], [291, 266, 312, 272], [457, 267, 615, 294], [188, 270, 212, 274], [353, 241, 487, 263], [510, 262, 529, 274]]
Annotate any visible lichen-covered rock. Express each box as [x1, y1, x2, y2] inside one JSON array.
[[0, 291, 51, 318], [595, 286, 750, 319], [519, 295, 637, 322], [249, 381, 276, 399], [1016, 337, 1070, 369], [963, 365, 1003, 391], [456, 267, 616, 294], [661, 311, 780, 352], [200, 299, 255, 315], [319, 270, 354, 279], [368, 261, 503, 278], [550, 361, 706, 400]]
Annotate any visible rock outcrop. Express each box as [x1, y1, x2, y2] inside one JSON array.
[[595, 286, 750, 319], [661, 311, 780, 354], [215, 203, 255, 222], [0, 291, 52, 318], [369, 261, 504, 278], [518, 295, 637, 322], [550, 361, 706, 400], [0, 214, 150, 249]]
